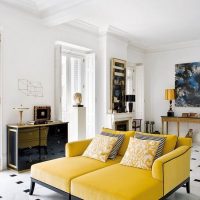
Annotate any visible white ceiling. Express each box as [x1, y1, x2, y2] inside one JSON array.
[[1, 0, 200, 50]]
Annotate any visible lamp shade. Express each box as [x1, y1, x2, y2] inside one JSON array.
[[126, 95, 135, 102], [165, 89, 175, 100]]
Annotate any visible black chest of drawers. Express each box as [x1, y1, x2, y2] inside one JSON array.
[[7, 121, 68, 171]]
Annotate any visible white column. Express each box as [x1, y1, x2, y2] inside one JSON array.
[[69, 107, 86, 142]]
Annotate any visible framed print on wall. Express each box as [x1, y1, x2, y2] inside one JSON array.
[[175, 62, 200, 107]]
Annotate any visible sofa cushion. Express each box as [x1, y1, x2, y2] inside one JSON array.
[[134, 132, 166, 160], [120, 138, 160, 170], [71, 164, 163, 200], [100, 132, 125, 159], [31, 156, 122, 193], [102, 128, 135, 156], [136, 132, 177, 154], [82, 135, 118, 162]]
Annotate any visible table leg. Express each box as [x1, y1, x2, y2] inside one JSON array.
[[177, 121, 180, 137], [162, 120, 164, 134], [166, 122, 168, 134]]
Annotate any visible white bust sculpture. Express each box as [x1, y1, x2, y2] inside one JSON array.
[[73, 93, 82, 105]]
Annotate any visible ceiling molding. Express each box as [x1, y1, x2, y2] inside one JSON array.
[[145, 39, 200, 53], [67, 19, 99, 35], [99, 25, 131, 44], [42, 0, 94, 26]]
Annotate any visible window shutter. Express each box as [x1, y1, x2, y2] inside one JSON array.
[[71, 57, 82, 94]]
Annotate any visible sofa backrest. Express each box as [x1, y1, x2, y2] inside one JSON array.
[[102, 128, 135, 156], [101, 128, 192, 156]]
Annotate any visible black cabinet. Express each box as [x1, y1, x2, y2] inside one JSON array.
[[7, 122, 68, 171]]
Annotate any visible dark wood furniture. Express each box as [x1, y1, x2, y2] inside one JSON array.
[[7, 121, 68, 171], [161, 116, 200, 136], [132, 119, 142, 131]]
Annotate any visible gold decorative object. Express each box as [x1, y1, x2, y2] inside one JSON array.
[[73, 93, 82, 105], [13, 104, 29, 125]]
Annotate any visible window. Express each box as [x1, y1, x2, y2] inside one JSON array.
[[61, 54, 85, 122], [55, 42, 95, 139]]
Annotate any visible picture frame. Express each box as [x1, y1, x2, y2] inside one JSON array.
[[34, 106, 51, 122]]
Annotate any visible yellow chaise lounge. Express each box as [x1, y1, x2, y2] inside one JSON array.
[[30, 128, 192, 200]]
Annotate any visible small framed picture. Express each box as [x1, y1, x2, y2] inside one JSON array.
[[34, 106, 51, 122]]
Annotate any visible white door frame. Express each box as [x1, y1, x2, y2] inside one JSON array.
[[0, 27, 4, 170]]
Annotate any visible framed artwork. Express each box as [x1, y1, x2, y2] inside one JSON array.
[[34, 106, 51, 122], [175, 62, 200, 107]]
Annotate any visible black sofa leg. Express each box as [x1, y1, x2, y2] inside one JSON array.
[[186, 180, 190, 193], [29, 180, 35, 195]]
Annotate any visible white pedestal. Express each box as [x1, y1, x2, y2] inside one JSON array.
[[69, 106, 86, 142]]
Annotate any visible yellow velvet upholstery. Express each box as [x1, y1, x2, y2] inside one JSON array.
[[136, 132, 178, 154], [65, 139, 92, 157], [31, 156, 122, 193], [176, 137, 192, 148], [31, 130, 191, 199], [152, 145, 191, 195], [71, 164, 163, 200], [102, 128, 135, 155]]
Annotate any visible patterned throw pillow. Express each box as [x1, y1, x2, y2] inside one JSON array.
[[82, 135, 118, 162], [134, 133, 166, 160], [100, 132, 125, 159], [120, 138, 160, 170]]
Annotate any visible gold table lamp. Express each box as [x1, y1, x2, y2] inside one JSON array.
[[165, 89, 175, 117], [13, 105, 29, 125]]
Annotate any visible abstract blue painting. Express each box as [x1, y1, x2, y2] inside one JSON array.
[[175, 62, 200, 107]]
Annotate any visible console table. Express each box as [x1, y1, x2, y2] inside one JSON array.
[[161, 116, 200, 136], [7, 121, 68, 171]]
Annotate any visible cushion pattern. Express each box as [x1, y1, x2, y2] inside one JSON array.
[[120, 138, 160, 170], [134, 132, 177, 154], [102, 128, 135, 155], [82, 135, 118, 162], [134, 132, 166, 160], [101, 132, 125, 159]]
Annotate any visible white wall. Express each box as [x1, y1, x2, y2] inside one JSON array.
[[0, 4, 100, 169], [127, 45, 145, 64], [0, 3, 145, 169], [145, 46, 200, 142]]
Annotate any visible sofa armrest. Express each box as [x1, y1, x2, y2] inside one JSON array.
[[65, 139, 92, 157], [152, 146, 191, 195]]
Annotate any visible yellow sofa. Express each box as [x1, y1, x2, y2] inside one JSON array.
[[30, 128, 192, 200]]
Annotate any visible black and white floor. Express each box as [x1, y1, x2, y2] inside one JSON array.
[[0, 144, 200, 200]]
